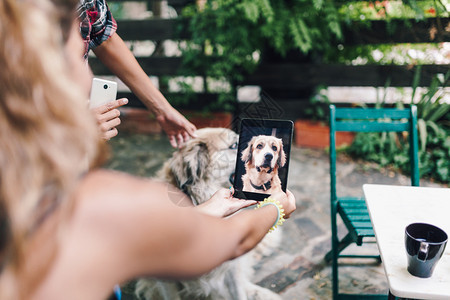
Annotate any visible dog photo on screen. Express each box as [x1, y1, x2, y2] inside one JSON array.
[[241, 135, 286, 194], [233, 119, 292, 198]]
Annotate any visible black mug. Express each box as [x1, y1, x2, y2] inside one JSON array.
[[405, 223, 448, 278]]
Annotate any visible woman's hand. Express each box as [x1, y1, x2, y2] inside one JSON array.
[[269, 190, 296, 219], [156, 106, 197, 148], [197, 187, 257, 218], [91, 98, 128, 140]]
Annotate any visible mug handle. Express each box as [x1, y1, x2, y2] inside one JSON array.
[[418, 242, 429, 261]]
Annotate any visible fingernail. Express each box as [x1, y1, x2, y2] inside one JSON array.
[[122, 98, 128, 104]]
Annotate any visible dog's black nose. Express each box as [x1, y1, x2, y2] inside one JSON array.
[[264, 153, 273, 161]]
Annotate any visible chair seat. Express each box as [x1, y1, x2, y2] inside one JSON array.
[[337, 197, 375, 246]]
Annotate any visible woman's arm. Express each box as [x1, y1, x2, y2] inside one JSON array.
[[78, 170, 294, 280], [195, 187, 258, 217], [35, 170, 295, 299], [92, 33, 197, 147]]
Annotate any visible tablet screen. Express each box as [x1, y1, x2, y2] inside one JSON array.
[[233, 119, 293, 201]]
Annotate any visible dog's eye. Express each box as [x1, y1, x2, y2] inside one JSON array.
[[272, 146, 277, 151], [256, 144, 263, 149], [229, 142, 238, 149]]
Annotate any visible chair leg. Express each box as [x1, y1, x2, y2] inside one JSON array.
[[325, 233, 354, 262], [331, 233, 356, 299], [332, 240, 338, 299]]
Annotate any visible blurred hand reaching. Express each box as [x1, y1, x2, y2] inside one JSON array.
[[156, 106, 197, 148]]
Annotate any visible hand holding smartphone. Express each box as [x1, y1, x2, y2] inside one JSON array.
[[89, 78, 128, 140], [89, 78, 118, 109]]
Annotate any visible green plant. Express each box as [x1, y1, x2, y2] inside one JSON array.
[[179, 0, 444, 76], [414, 68, 450, 182], [418, 121, 449, 182], [178, 0, 344, 95], [176, 0, 443, 109], [347, 70, 450, 183]]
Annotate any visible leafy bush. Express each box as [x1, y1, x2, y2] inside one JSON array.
[[347, 70, 450, 183], [419, 122, 449, 182], [415, 69, 450, 182], [179, 0, 444, 81], [176, 0, 445, 109], [179, 0, 344, 85]]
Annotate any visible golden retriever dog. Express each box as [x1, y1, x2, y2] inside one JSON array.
[[241, 135, 286, 194], [135, 128, 282, 300]]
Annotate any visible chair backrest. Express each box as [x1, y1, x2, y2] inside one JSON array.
[[329, 105, 420, 202]]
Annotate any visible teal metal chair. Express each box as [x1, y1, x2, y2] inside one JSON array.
[[327, 105, 419, 299]]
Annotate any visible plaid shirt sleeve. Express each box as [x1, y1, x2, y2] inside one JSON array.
[[78, 0, 117, 59]]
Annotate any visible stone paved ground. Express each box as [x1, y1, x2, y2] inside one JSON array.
[[106, 132, 446, 300]]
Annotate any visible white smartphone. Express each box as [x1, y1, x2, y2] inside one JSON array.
[[89, 78, 118, 108]]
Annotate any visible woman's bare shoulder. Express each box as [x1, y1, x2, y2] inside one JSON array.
[[32, 170, 171, 298], [82, 169, 147, 186], [77, 169, 168, 202]]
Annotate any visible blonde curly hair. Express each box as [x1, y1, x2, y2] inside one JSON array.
[[0, 0, 104, 297]]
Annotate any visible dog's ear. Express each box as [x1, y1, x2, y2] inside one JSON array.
[[184, 141, 209, 184], [241, 141, 253, 164], [277, 144, 286, 168], [168, 140, 209, 193]]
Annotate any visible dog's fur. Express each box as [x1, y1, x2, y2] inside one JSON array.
[[241, 135, 286, 194], [135, 128, 282, 300]]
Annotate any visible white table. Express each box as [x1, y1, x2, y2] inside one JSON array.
[[363, 184, 450, 300]]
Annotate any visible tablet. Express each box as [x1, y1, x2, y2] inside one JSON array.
[[233, 118, 293, 201]]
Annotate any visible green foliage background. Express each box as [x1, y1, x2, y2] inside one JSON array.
[[179, 0, 448, 82], [347, 70, 450, 184], [179, 0, 344, 83]]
